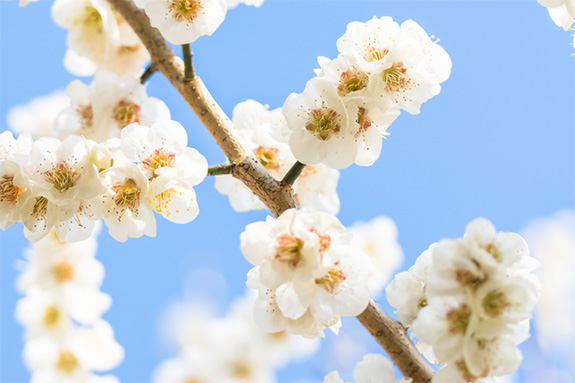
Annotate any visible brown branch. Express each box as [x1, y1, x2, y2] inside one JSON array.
[[106, 1, 433, 381], [107, 0, 296, 217], [358, 300, 435, 383]]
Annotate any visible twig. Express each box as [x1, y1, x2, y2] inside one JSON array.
[[282, 161, 306, 186], [182, 43, 195, 79], [208, 164, 233, 176], [140, 63, 157, 84]]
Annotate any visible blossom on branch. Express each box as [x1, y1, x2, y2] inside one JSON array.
[[282, 17, 451, 169], [242, 209, 372, 337], [140, 0, 227, 45], [215, 100, 340, 214], [387, 218, 540, 382]]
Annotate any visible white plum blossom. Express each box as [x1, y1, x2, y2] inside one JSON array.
[[216, 99, 340, 214], [242, 209, 372, 337], [385, 246, 432, 327], [388, 218, 540, 382], [7, 91, 68, 140], [98, 163, 156, 242], [337, 17, 451, 115], [0, 159, 32, 230], [55, 72, 170, 142], [143, 0, 227, 45], [120, 120, 207, 223], [283, 78, 358, 169], [23, 321, 123, 383], [51, 0, 149, 76], [349, 216, 403, 297], [324, 353, 412, 383], [538, 0, 575, 30], [23, 136, 103, 242], [0, 130, 32, 162]]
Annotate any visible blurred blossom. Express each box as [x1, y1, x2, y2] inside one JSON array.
[[522, 211, 575, 357]]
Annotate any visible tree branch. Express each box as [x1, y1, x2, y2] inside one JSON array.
[[107, 0, 295, 217], [358, 300, 435, 383], [106, 1, 434, 381]]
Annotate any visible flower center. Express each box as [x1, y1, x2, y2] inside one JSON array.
[[32, 196, 49, 220], [338, 69, 369, 96], [53, 261, 74, 283], [77, 104, 94, 129], [383, 63, 409, 92], [446, 304, 471, 335], [482, 289, 510, 317], [253, 146, 280, 171], [142, 148, 176, 177], [112, 178, 140, 211], [364, 45, 389, 62], [44, 162, 80, 192], [484, 243, 502, 262], [79, 6, 103, 34], [42, 305, 61, 327], [169, 0, 204, 23], [356, 107, 372, 133], [305, 108, 340, 141], [315, 262, 346, 294], [112, 99, 141, 128], [57, 351, 79, 375], [455, 267, 486, 289], [0, 175, 26, 203], [275, 234, 303, 267], [232, 361, 251, 379]]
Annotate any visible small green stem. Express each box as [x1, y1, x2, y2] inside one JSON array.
[[140, 64, 157, 84], [282, 161, 306, 186], [182, 43, 195, 79], [208, 164, 233, 176]]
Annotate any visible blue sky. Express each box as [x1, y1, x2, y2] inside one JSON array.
[[0, 1, 573, 382]]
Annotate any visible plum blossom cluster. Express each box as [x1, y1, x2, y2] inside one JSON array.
[[324, 353, 411, 383], [16, 227, 124, 383], [215, 100, 340, 214], [136, 0, 227, 45], [51, 0, 150, 77], [242, 208, 372, 337], [386, 218, 541, 382], [281, 17, 451, 169], [153, 290, 319, 382], [2, 74, 207, 242]]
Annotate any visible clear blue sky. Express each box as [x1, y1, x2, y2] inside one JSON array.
[[1, 1, 573, 382]]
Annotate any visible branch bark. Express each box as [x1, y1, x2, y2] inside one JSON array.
[[106, 1, 434, 381], [358, 300, 435, 383]]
